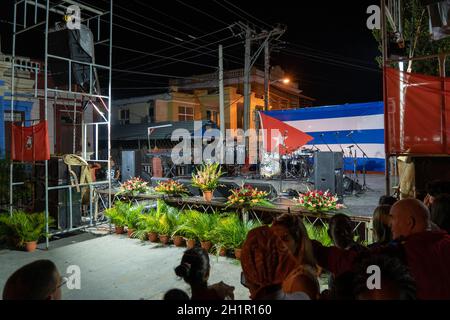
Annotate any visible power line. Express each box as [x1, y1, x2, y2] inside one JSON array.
[[221, 0, 273, 30], [175, 0, 230, 26]]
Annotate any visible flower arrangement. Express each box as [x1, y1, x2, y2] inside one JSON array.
[[225, 185, 273, 209], [293, 189, 344, 212], [116, 177, 150, 197], [191, 162, 224, 192], [154, 180, 188, 196]]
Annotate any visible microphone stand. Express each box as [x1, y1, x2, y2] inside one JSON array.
[[319, 134, 333, 152], [348, 133, 368, 191]]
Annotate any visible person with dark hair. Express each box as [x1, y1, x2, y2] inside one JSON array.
[[3, 260, 63, 300], [353, 254, 416, 300], [430, 194, 450, 233], [163, 288, 190, 300], [240, 226, 311, 300], [379, 195, 397, 206], [328, 214, 366, 252], [175, 248, 234, 300], [325, 271, 356, 300], [371, 205, 393, 246]]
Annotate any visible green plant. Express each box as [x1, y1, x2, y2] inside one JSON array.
[[172, 210, 202, 240], [226, 185, 273, 209], [0, 211, 54, 246], [304, 221, 332, 247], [191, 162, 224, 192], [104, 205, 127, 227], [125, 205, 144, 230]]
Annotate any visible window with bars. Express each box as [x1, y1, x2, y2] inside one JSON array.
[[178, 106, 194, 121], [119, 109, 130, 124]]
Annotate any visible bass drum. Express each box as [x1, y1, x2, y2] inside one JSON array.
[[260, 152, 281, 178]]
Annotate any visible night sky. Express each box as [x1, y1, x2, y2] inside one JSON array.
[[0, 0, 382, 105]]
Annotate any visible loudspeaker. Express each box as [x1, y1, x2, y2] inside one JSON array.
[[214, 181, 240, 198], [48, 25, 94, 90], [121, 150, 142, 182], [314, 152, 343, 196], [33, 157, 82, 230]]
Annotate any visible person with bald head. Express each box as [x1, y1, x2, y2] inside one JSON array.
[[390, 198, 431, 240], [311, 198, 450, 299]]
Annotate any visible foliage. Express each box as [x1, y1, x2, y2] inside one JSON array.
[[293, 189, 344, 213], [125, 204, 144, 230], [191, 162, 224, 192], [373, 0, 450, 75], [172, 210, 202, 239], [304, 221, 332, 247], [0, 211, 54, 246], [104, 202, 128, 227], [225, 185, 273, 209], [154, 180, 188, 196], [116, 177, 151, 197], [211, 213, 262, 249]]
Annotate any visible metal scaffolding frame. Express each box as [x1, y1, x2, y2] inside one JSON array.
[[9, 0, 113, 248]]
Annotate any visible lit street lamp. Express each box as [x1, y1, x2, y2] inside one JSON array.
[[265, 77, 290, 111]]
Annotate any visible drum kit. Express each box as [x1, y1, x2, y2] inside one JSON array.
[[260, 147, 315, 180]]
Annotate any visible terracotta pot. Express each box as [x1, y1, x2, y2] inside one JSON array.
[[219, 247, 227, 257], [203, 190, 213, 202], [200, 240, 212, 252], [186, 239, 196, 249], [234, 248, 242, 260], [148, 232, 159, 242], [25, 241, 37, 252], [159, 234, 170, 245], [127, 228, 135, 238], [173, 235, 185, 247], [115, 226, 125, 234]]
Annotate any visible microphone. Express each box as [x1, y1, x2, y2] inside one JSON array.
[[346, 131, 354, 137]]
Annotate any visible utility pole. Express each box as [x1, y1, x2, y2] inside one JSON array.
[[243, 26, 252, 134], [219, 44, 225, 140], [264, 40, 270, 111]]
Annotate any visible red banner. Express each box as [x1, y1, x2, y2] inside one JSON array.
[[259, 112, 313, 155], [12, 121, 50, 161], [385, 67, 450, 155]]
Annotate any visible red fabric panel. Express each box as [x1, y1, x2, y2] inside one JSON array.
[[259, 112, 313, 155], [11, 121, 50, 161], [385, 67, 449, 155]]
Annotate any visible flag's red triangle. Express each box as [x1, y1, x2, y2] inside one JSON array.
[[259, 112, 313, 155]]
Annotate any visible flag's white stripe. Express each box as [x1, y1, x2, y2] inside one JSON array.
[[306, 143, 385, 159]]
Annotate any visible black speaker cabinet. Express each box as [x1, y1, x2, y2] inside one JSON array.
[[314, 152, 343, 196], [33, 157, 82, 230]]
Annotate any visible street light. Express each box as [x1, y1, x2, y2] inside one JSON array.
[[265, 78, 290, 111]]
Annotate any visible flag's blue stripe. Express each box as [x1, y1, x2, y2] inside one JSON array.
[[264, 101, 384, 121], [305, 129, 384, 145]]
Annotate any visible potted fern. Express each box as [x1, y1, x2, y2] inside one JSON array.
[[192, 162, 224, 202], [125, 205, 144, 238], [194, 212, 220, 252], [230, 218, 262, 260], [0, 211, 54, 252], [104, 201, 128, 234], [173, 210, 201, 249], [211, 213, 240, 257]]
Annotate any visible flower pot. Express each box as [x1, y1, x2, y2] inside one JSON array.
[[114, 225, 125, 235], [200, 240, 212, 251], [127, 228, 135, 238], [219, 247, 227, 257], [159, 234, 170, 245], [186, 239, 196, 249], [173, 235, 185, 247], [234, 248, 242, 260], [25, 241, 37, 252], [148, 232, 159, 242], [203, 190, 213, 202]]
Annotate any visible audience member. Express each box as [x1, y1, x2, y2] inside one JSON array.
[[430, 194, 450, 233], [371, 205, 393, 246], [424, 180, 450, 209], [175, 248, 234, 300], [379, 195, 397, 206], [312, 199, 450, 299], [240, 226, 310, 300], [353, 254, 416, 300], [163, 288, 190, 300], [3, 260, 63, 300], [328, 214, 366, 252]]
